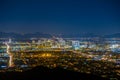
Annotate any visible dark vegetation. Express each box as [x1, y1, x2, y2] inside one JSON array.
[[0, 66, 109, 80]]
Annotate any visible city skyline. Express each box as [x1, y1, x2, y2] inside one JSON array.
[[0, 0, 120, 34]]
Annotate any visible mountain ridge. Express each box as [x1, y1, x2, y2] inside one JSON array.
[[0, 32, 120, 38]]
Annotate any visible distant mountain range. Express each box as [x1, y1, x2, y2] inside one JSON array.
[[61, 33, 120, 38], [0, 32, 51, 39], [0, 32, 120, 38], [104, 33, 120, 38]]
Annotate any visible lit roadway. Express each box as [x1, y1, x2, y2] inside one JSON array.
[[5, 42, 14, 67]]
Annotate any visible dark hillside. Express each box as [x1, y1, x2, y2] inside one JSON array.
[[0, 66, 109, 80]]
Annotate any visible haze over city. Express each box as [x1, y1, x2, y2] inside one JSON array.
[[0, 0, 120, 34]]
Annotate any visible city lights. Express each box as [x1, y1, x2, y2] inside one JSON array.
[[0, 37, 120, 79]]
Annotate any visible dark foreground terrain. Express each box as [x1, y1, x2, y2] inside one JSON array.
[[0, 66, 109, 80]]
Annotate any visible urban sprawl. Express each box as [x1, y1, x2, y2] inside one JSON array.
[[0, 37, 120, 79]]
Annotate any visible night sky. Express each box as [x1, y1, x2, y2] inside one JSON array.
[[0, 0, 120, 34]]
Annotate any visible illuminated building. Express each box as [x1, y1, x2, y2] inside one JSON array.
[[72, 41, 80, 50], [37, 40, 41, 45], [8, 38, 12, 43], [58, 38, 66, 48]]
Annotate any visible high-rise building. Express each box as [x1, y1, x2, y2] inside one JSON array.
[[72, 40, 80, 50], [8, 38, 12, 43]]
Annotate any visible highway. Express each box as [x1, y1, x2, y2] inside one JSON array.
[[5, 42, 14, 67]]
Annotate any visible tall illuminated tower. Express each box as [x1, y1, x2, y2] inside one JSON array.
[[8, 38, 12, 43]]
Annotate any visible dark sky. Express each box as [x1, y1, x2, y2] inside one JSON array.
[[0, 0, 120, 34]]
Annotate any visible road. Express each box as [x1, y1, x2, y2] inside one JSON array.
[[5, 42, 14, 67]]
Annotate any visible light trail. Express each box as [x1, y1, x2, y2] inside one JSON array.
[[5, 42, 14, 67]]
